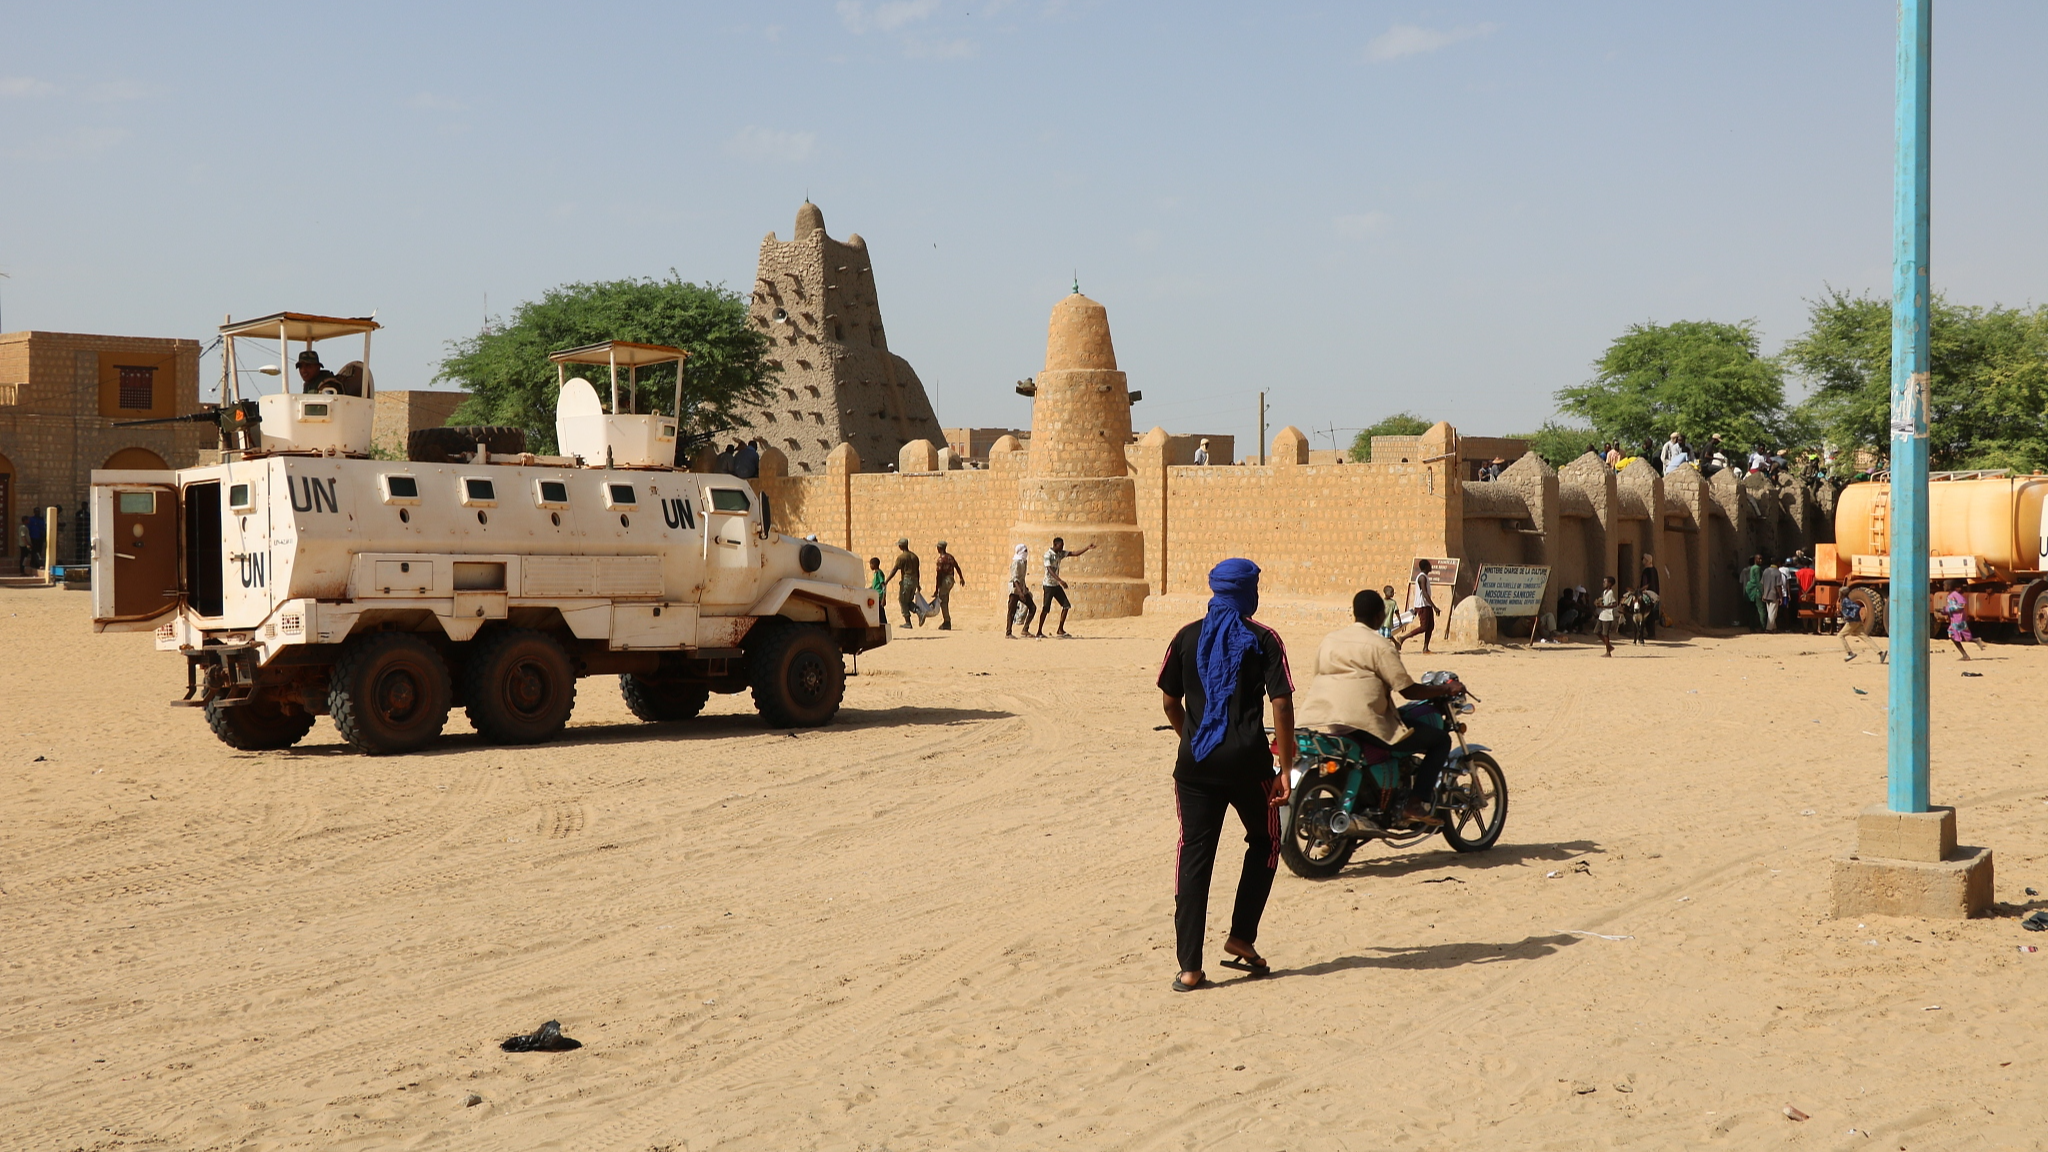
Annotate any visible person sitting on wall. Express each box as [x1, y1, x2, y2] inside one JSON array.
[[297, 350, 336, 393]]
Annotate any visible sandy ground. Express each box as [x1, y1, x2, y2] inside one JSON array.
[[2, 586, 2046, 1151]]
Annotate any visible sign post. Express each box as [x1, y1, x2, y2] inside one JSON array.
[[1472, 564, 1550, 619], [1887, 0, 1931, 815], [1832, 0, 1992, 920]]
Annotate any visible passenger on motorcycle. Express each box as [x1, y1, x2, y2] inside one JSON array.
[[1293, 589, 1465, 825]]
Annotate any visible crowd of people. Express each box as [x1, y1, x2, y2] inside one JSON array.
[[1587, 432, 1829, 485]]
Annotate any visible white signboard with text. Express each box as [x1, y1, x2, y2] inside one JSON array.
[[1473, 564, 1551, 617]]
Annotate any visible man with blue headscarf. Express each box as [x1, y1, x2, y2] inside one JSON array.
[[1157, 558, 1294, 992]]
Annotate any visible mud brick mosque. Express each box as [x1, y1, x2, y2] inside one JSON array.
[[743, 239, 1825, 627]]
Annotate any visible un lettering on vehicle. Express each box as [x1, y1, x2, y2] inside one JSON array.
[[289, 475, 340, 514]]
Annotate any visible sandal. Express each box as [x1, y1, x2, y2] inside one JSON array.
[[1170, 971, 1205, 992]]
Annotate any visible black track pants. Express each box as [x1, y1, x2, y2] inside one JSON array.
[[1173, 776, 1279, 975]]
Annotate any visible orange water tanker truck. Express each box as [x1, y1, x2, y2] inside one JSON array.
[[1811, 471, 2048, 644]]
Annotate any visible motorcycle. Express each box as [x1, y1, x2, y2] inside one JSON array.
[[1278, 671, 1507, 878]]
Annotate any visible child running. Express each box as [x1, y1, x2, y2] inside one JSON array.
[[1595, 576, 1618, 657]]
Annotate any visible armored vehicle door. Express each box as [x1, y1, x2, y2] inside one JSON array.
[[700, 483, 760, 609], [91, 471, 180, 632]]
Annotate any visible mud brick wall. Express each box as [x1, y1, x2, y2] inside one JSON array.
[[0, 331, 206, 563], [372, 390, 466, 458], [749, 419, 1822, 628], [756, 441, 1025, 612], [1147, 426, 1463, 603]]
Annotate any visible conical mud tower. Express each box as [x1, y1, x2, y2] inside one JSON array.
[[1011, 294, 1148, 618]]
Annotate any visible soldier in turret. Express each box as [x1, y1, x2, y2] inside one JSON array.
[[296, 350, 335, 392]]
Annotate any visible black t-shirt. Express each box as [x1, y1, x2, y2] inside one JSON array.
[[1158, 618, 1294, 784]]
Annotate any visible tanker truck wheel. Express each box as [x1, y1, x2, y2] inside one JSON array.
[[464, 629, 577, 745], [2033, 591, 2048, 647], [746, 621, 843, 728], [1844, 586, 1888, 639], [329, 633, 453, 755], [204, 692, 315, 752], [620, 675, 711, 722]]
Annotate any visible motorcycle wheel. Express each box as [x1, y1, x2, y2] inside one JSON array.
[[1438, 752, 1507, 853], [1280, 775, 1359, 879]]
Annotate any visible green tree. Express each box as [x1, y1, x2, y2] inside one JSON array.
[[439, 275, 777, 455], [1556, 319, 1787, 453], [1785, 288, 2048, 472], [1347, 412, 1433, 461], [1509, 422, 1600, 468]]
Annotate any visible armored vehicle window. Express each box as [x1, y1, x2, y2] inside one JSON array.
[[301, 402, 331, 420], [709, 488, 751, 513], [537, 480, 569, 505], [228, 483, 253, 510], [383, 475, 419, 502], [607, 484, 637, 508], [463, 478, 497, 505], [117, 491, 156, 515]]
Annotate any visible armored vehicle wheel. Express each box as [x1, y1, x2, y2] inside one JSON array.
[[205, 692, 315, 752], [464, 629, 577, 744], [407, 425, 529, 463], [1439, 752, 1507, 853], [1843, 585, 1888, 639], [329, 632, 452, 756], [620, 674, 711, 722], [746, 621, 843, 728], [1280, 774, 1358, 879]]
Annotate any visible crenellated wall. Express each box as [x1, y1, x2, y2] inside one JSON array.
[[1461, 450, 1826, 628], [749, 422, 1823, 628]]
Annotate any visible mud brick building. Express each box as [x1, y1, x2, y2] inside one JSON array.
[[371, 390, 466, 460], [730, 202, 942, 475], [0, 330, 207, 568], [741, 292, 1822, 626]]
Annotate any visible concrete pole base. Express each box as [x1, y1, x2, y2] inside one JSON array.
[[1831, 805, 1994, 919]]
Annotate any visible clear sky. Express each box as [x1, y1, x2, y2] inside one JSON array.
[[3, 2, 2043, 454]]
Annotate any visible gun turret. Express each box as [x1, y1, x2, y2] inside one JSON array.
[[115, 399, 262, 449]]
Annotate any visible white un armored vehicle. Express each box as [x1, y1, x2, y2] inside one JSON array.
[[92, 312, 886, 755]]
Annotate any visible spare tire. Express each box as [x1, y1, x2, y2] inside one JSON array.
[[408, 425, 529, 463]]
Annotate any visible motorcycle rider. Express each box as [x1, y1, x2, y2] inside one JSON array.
[[1294, 588, 1465, 825]]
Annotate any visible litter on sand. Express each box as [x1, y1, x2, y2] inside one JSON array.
[[1922, 1005, 1942, 1011], [1553, 929, 1634, 941], [2026, 887, 2038, 896], [500, 1020, 583, 1052], [2020, 945, 2038, 954], [1784, 1105, 1810, 1122], [2022, 911, 2048, 932], [1852, 687, 1868, 695], [1963, 671, 1984, 678]]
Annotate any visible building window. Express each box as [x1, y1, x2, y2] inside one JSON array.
[[117, 366, 155, 410]]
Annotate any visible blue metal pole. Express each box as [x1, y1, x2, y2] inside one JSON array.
[[1887, 0, 1932, 814]]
